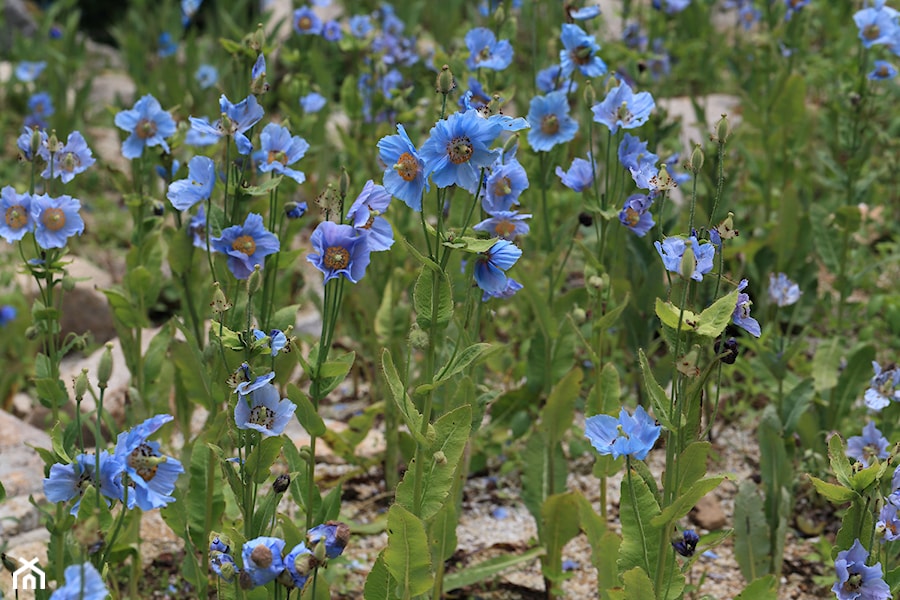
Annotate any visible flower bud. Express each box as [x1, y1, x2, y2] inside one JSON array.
[[408, 324, 430, 349], [679, 243, 696, 281], [587, 274, 604, 291], [30, 128, 43, 158], [210, 282, 232, 314], [714, 114, 730, 144], [250, 24, 266, 53], [47, 131, 61, 154], [25, 326, 39, 340], [339, 167, 350, 199], [239, 570, 254, 590], [583, 80, 596, 106], [487, 94, 503, 116], [273, 473, 291, 494], [715, 337, 738, 364], [572, 306, 587, 325], [74, 368, 89, 400], [152, 200, 165, 216], [250, 543, 273, 569], [285, 201, 308, 219], [97, 343, 114, 389], [688, 144, 704, 173], [436, 64, 456, 95], [247, 264, 263, 295], [61, 276, 76, 292], [218, 559, 236, 583], [294, 549, 316, 575]]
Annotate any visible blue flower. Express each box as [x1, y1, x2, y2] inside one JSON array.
[[167, 155, 216, 211], [43, 452, 124, 515], [300, 92, 327, 113], [378, 124, 429, 211], [17, 126, 47, 161], [847, 422, 890, 467], [307, 521, 351, 559], [182, 0, 203, 25], [210, 553, 237, 583], [420, 110, 500, 193], [618, 133, 659, 172], [569, 5, 601, 20], [185, 117, 220, 147], [114, 94, 176, 159], [732, 279, 761, 337], [195, 64, 219, 89], [189, 94, 265, 155], [286, 202, 308, 219], [293, 7, 323, 35], [50, 563, 108, 600], [189, 206, 211, 249], [474, 240, 522, 293], [158, 32, 178, 57], [15, 61, 46, 82], [527, 91, 578, 152], [28, 92, 54, 121], [869, 60, 897, 80], [285, 542, 313, 588], [619, 194, 654, 237], [738, 5, 761, 29], [672, 530, 699, 557], [347, 180, 394, 251], [854, 2, 899, 47], [481, 277, 523, 302], [251, 54, 268, 94], [323, 20, 343, 41], [31, 194, 84, 249], [465, 27, 513, 71], [784, 0, 810, 21], [459, 78, 493, 112], [0, 186, 34, 242], [877, 502, 900, 541], [212, 213, 281, 280], [653, 0, 691, 13], [654, 236, 715, 281], [236, 370, 275, 396], [113, 414, 184, 510], [474, 210, 532, 240], [256, 123, 310, 184], [242, 536, 286, 587], [556, 154, 595, 192], [592, 81, 655, 133], [235, 381, 296, 437], [662, 153, 691, 186], [623, 22, 647, 50], [42, 131, 96, 184], [832, 539, 890, 600], [864, 362, 900, 411], [0, 305, 16, 327], [483, 158, 529, 212], [536, 64, 576, 94], [349, 15, 372, 38], [585, 405, 661, 460], [768, 273, 800, 307], [307, 221, 372, 283], [559, 23, 607, 78], [252, 329, 288, 356]]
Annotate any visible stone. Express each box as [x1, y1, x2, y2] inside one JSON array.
[[86, 126, 130, 175], [0, 530, 50, 599], [690, 494, 728, 530], [656, 94, 742, 152], [86, 72, 136, 119], [0, 409, 51, 499]]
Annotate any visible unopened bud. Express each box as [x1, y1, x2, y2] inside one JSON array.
[[679, 243, 696, 281], [97, 343, 114, 389], [572, 307, 587, 325], [339, 167, 350, 199], [715, 337, 738, 364], [61, 276, 76, 292], [688, 144, 704, 173], [210, 282, 232, 314], [74, 368, 89, 400], [47, 131, 61, 153], [578, 212, 593, 227], [218, 560, 236, 582], [408, 324, 430, 349], [152, 200, 165, 216], [583, 80, 596, 106], [247, 264, 263, 295], [587, 275, 604, 290], [294, 549, 316, 575], [239, 570, 254, 590], [714, 114, 730, 144], [487, 94, 503, 116], [436, 65, 456, 95], [313, 540, 327, 561], [250, 24, 266, 52], [433, 450, 447, 464], [30, 128, 43, 157], [284, 201, 308, 219], [25, 326, 39, 340], [273, 473, 290, 494]]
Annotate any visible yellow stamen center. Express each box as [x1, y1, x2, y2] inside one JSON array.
[[394, 152, 418, 181], [232, 235, 256, 256], [42, 208, 66, 231], [5, 205, 28, 229], [324, 246, 349, 269]]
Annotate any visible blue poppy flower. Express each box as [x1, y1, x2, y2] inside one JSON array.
[[181, 0, 203, 25], [242, 537, 286, 587], [832, 539, 890, 600], [784, 0, 810, 20], [286, 201, 308, 219], [114, 94, 177, 159], [15, 61, 46, 82], [252, 329, 288, 356], [864, 362, 900, 411], [347, 180, 394, 251], [235, 381, 296, 437], [559, 23, 607, 78], [592, 81, 655, 133], [349, 15, 372, 38], [158, 32, 178, 57], [555, 154, 595, 192], [527, 91, 579, 152], [167, 156, 216, 211], [256, 123, 310, 184], [285, 542, 313, 588], [474, 240, 522, 293], [536, 64, 577, 94], [877, 503, 900, 541], [0, 186, 34, 242], [584, 405, 661, 460], [212, 213, 280, 280], [113, 414, 184, 511], [619, 194, 654, 237], [28, 92, 54, 121], [420, 110, 499, 193], [31, 194, 84, 249], [300, 92, 327, 113], [732, 279, 761, 337], [474, 210, 532, 240], [0, 305, 16, 327], [768, 273, 800, 307], [377, 125, 429, 211], [569, 5, 601, 20], [465, 27, 513, 71], [459, 78, 493, 112], [869, 60, 897, 80], [189, 94, 265, 155], [184, 117, 220, 147], [847, 422, 889, 467], [41, 130, 95, 184], [195, 64, 218, 89], [323, 20, 343, 41], [738, 5, 761, 29], [307, 521, 351, 558], [481, 277, 523, 302], [307, 221, 372, 284], [43, 451, 125, 515], [855, 2, 900, 47], [17, 126, 47, 162], [653, 0, 691, 13], [236, 370, 275, 396], [189, 206, 212, 250], [50, 563, 108, 600], [482, 158, 529, 212], [293, 7, 323, 35], [655, 236, 715, 281], [623, 22, 647, 49], [618, 133, 659, 172]]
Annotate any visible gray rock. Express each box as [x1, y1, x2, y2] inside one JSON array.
[[0, 409, 50, 499]]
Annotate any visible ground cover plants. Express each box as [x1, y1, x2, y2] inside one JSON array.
[[1, 0, 900, 598]]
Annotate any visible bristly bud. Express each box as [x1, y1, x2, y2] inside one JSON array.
[[46, 131, 61, 154], [218, 559, 236, 583], [713, 114, 730, 144], [293, 549, 317, 575], [273, 473, 290, 494], [572, 306, 587, 325], [436, 64, 456, 95], [408, 324, 430, 349], [25, 326, 39, 340], [313, 539, 327, 562], [210, 282, 232, 314], [583, 80, 596, 106], [250, 24, 266, 52], [315, 183, 341, 218], [339, 167, 350, 199], [74, 368, 89, 400], [715, 337, 739, 364], [30, 128, 43, 158], [487, 94, 503, 116], [679, 243, 696, 281], [97, 342, 114, 389], [688, 144, 704, 173], [715, 212, 739, 240], [247, 264, 263, 295]]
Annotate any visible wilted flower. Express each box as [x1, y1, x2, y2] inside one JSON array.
[[242, 536, 286, 587], [307, 522, 351, 559], [732, 279, 761, 337], [672, 530, 699, 557], [584, 405, 661, 460]]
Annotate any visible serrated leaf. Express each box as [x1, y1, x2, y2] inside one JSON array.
[[678, 442, 711, 490], [413, 267, 453, 329], [622, 567, 655, 598], [828, 433, 853, 488], [384, 505, 433, 598], [696, 290, 739, 338], [287, 384, 327, 437], [808, 475, 857, 504], [618, 469, 662, 577], [363, 554, 396, 600]]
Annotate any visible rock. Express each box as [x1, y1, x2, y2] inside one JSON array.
[[690, 494, 728, 530], [86, 125, 130, 175], [139, 510, 184, 569], [0, 530, 50, 600], [0, 494, 43, 539], [656, 94, 742, 152], [0, 409, 51, 499], [86, 72, 136, 119]]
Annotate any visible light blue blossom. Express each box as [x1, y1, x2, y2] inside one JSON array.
[[483, 158, 529, 212], [235, 381, 296, 437], [473, 210, 531, 240], [114, 94, 176, 159], [619, 194, 654, 237], [465, 27, 513, 70], [256, 123, 310, 184], [655, 236, 715, 281], [113, 414, 184, 511], [832, 539, 890, 600], [346, 180, 394, 251], [378, 124, 429, 210], [527, 91, 578, 152], [864, 362, 900, 411], [307, 221, 372, 283], [293, 6, 323, 35], [167, 156, 216, 211], [15, 61, 46, 82], [189, 94, 264, 155], [732, 279, 761, 337], [242, 537, 286, 587], [768, 273, 801, 307], [50, 563, 108, 600], [300, 92, 327, 113], [212, 213, 280, 279], [31, 194, 84, 249], [559, 23, 606, 78], [474, 240, 522, 293], [0, 187, 34, 242], [592, 81, 656, 133], [556, 154, 596, 192], [420, 109, 500, 193], [43, 131, 95, 184], [43, 452, 124, 515], [585, 405, 662, 460]]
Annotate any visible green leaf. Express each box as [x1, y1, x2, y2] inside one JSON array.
[[315, 351, 356, 397], [695, 290, 739, 338], [429, 497, 458, 567], [622, 567, 655, 598], [651, 476, 724, 527], [245, 436, 283, 484], [287, 384, 327, 437], [781, 378, 814, 435], [828, 433, 853, 488], [638, 350, 675, 431], [811, 205, 839, 273], [382, 348, 432, 447], [399, 235, 441, 272], [187, 443, 225, 550], [734, 575, 778, 600], [654, 298, 698, 332], [364, 554, 396, 600], [315, 483, 343, 525], [618, 469, 662, 578], [0, 480, 5, 502], [395, 406, 471, 520], [593, 293, 631, 333], [541, 492, 583, 592], [413, 267, 453, 329], [242, 175, 283, 196], [429, 343, 499, 391], [384, 504, 433, 598], [448, 236, 498, 254], [541, 367, 583, 445], [270, 304, 301, 333], [813, 339, 841, 392], [521, 432, 568, 530], [443, 547, 546, 592], [835, 500, 875, 557], [50, 422, 71, 463], [734, 481, 771, 581], [808, 475, 857, 504], [678, 442, 711, 491], [587, 362, 620, 417]]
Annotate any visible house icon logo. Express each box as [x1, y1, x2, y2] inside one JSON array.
[[11, 557, 46, 591]]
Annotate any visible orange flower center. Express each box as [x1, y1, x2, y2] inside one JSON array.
[[61, 152, 80, 173], [492, 177, 512, 198], [298, 16, 312, 30], [267, 150, 288, 165], [42, 208, 66, 231], [5, 205, 28, 229], [128, 443, 159, 482], [324, 246, 350, 269], [494, 220, 516, 238], [232, 235, 256, 256], [395, 152, 418, 181], [447, 137, 473, 164], [624, 207, 640, 227]]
